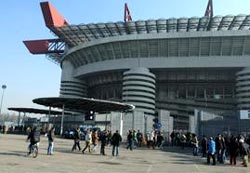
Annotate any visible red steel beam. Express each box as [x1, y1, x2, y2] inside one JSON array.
[[124, 3, 132, 23], [23, 39, 64, 54], [204, 0, 213, 18], [40, 1, 69, 28]]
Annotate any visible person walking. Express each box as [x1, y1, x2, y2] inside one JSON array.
[[180, 133, 187, 150], [191, 134, 199, 156], [100, 130, 107, 155], [239, 139, 250, 167], [170, 130, 176, 147], [26, 126, 40, 156], [47, 127, 55, 155], [229, 136, 239, 166], [207, 137, 216, 165], [111, 130, 122, 156], [92, 131, 99, 152], [156, 131, 164, 149], [201, 135, 208, 157], [132, 130, 138, 149], [82, 130, 92, 154], [72, 127, 81, 152], [127, 130, 133, 150], [146, 130, 155, 149], [136, 130, 143, 147]]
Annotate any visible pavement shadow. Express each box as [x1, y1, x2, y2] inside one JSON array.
[[96, 161, 122, 165], [54, 147, 77, 154], [161, 147, 208, 165], [0, 151, 27, 157], [54, 147, 103, 156]]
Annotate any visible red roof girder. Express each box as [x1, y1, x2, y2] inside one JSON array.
[[23, 39, 64, 54], [40, 1, 69, 29], [204, 0, 213, 18], [124, 3, 132, 23]]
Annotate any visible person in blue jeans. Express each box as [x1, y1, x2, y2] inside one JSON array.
[[191, 134, 199, 156], [127, 130, 133, 151], [27, 126, 40, 155], [207, 137, 216, 165], [47, 127, 55, 155], [111, 130, 122, 156]]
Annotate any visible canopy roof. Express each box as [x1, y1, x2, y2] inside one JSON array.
[[33, 97, 135, 113], [8, 107, 72, 115]]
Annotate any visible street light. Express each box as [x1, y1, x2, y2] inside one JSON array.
[[0, 84, 7, 123]]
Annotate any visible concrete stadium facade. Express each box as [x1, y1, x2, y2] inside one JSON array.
[[56, 15, 250, 132], [55, 15, 250, 131]]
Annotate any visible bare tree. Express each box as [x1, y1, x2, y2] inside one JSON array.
[[0, 113, 18, 124]]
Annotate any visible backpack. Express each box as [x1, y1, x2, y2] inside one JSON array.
[[33, 130, 40, 142]]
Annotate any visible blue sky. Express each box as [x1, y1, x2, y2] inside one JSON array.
[[0, 0, 250, 115]]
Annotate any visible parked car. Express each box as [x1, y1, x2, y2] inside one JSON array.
[[63, 128, 75, 139], [79, 128, 86, 140]]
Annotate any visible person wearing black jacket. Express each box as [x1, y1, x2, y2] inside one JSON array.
[[229, 136, 239, 165], [111, 130, 122, 156], [26, 126, 40, 155], [201, 135, 208, 157], [100, 131, 107, 155], [72, 127, 81, 152]]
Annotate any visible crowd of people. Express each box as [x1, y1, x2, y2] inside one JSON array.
[[24, 126, 250, 167], [63, 127, 123, 156], [25, 127, 165, 157], [70, 128, 165, 155], [170, 130, 250, 167]]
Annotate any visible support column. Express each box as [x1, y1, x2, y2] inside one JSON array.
[[120, 113, 123, 137], [18, 112, 21, 126], [60, 104, 65, 136]]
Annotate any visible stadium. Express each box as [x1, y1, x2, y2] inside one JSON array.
[[24, 1, 250, 136]]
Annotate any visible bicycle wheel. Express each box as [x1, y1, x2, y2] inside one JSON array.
[[32, 146, 38, 158]]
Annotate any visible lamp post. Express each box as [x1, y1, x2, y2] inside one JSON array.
[[0, 84, 7, 124]]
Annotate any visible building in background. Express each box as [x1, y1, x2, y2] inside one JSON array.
[[24, 2, 250, 136]]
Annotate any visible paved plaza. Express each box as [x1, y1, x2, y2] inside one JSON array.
[[0, 134, 249, 173]]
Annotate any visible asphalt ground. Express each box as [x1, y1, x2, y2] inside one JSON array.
[[0, 134, 249, 173]]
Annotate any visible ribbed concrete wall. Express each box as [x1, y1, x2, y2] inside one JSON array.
[[236, 67, 250, 109], [60, 60, 87, 98], [122, 67, 156, 115]]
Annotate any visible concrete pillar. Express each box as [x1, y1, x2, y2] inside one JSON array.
[[158, 109, 173, 133]]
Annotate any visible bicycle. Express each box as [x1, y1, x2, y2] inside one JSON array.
[[27, 143, 39, 158]]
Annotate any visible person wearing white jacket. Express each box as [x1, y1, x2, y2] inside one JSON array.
[[82, 130, 92, 154]]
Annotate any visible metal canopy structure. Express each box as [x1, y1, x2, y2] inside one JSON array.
[[8, 107, 71, 115], [32, 97, 134, 136], [8, 107, 73, 127], [32, 97, 135, 113]]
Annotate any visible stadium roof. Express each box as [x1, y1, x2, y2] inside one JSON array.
[[36, 2, 250, 48], [33, 97, 135, 113], [53, 15, 250, 47], [24, 2, 250, 65], [8, 107, 72, 115]]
